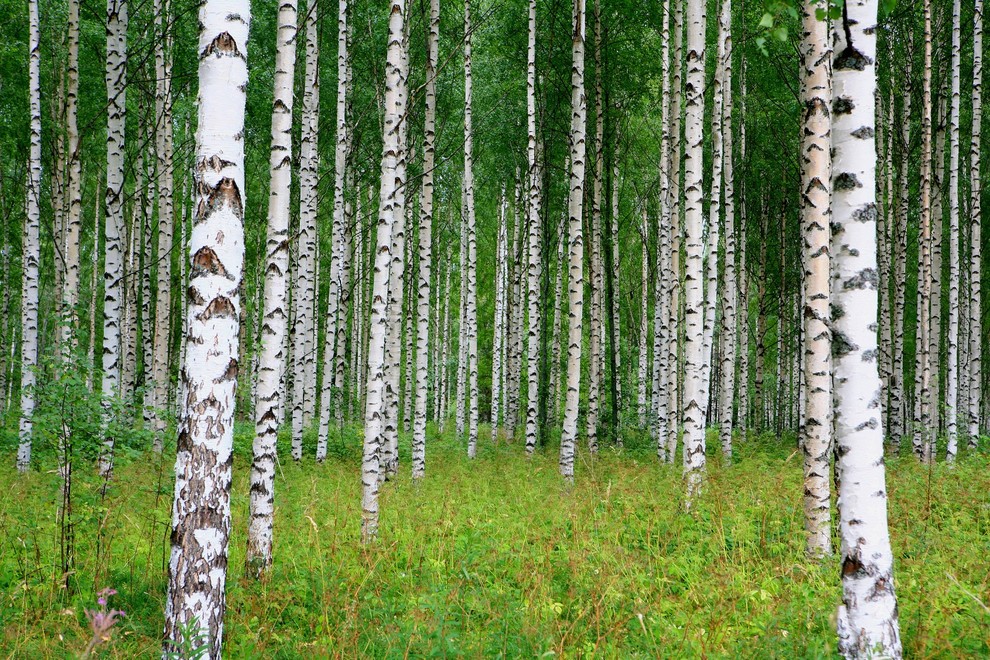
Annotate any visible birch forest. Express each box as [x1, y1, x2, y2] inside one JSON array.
[[1, 0, 989, 656]]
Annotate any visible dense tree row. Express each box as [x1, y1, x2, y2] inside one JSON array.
[[0, 0, 985, 656]]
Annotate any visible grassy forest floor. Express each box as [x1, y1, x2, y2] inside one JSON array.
[[1, 423, 988, 658]]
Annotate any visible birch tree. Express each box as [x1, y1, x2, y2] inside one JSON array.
[[682, 0, 707, 500], [587, 0, 604, 453], [799, 0, 831, 558], [163, 2, 250, 654], [945, 0, 962, 460], [292, 0, 321, 458], [246, 0, 297, 577], [361, 0, 405, 542], [559, 0, 587, 480], [413, 0, 439, 477], [970, 0, 984, 447], [831, 0, 902, 653], [525, 0, 542, 454], [98, 0, 128, 479], [317, 0, 351, 460], [464, 0, 480, 459], [17, 0, 42, 473]]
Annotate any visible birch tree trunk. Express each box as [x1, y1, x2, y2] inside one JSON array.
[[799, 1, 831, 558], [638, 212, 649, 426], [559, 0, 587, 480], [831, 2, 902, 654], [162, 3, 249, 655], [945, 0, 962, 460], [246, 0, 296, 577], [98, 0, 128, 479], [891, 28, 911, 448], [682, 0, 708, 501], [491, 192, 507, 439], [361, 0, 404, 542], [413, 0, 439, 476], [317, 0, 351, 460], [608, 163, 622, 438], [150, 0, 174, 451], [969, 0, 984, 447], [17, 0, 42, 473], [464, 0, 480, 459], [916, 0, 935, 464], [292, 0, 321, 458], [549, 213, 566, 425], [525, 0, 543, 454], [587, 0, 604, 454], [716, 0, 736, 462], [61, 0, 82, 352]]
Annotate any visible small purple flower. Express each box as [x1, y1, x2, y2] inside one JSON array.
[[81, 588, 126, 658]]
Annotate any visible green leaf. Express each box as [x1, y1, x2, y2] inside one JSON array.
[[758, 12, 775, 29], [771, 26, 788, 43]]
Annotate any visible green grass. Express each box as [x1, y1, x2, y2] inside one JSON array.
[[1, 425, 988, 658]]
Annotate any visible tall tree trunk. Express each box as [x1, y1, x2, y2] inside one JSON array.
[[832, 1, 902, 655], [18, 0, 42, 472], [317, 0, 351, 460], [525, 0, 543, 454], [891, 27, 911, 449], [665, 0, 684, 463], [682, 0, 707, 501], [464, 0, 480, 459], [549, 213, 566, 426], [61, 0, 82, 352], [607, 163, 622, 440], [638, 211, 649, 426], [799, 0, 831, 558], [246, 0, 297, 577], [916, 0, 935, 463], [361, 0, 405, 542], [716, 0, 736, 462], [163, 3, 249, 655], [969, 0, 984, 447], [99, 0, 128, 479], [150, 0, 174, 451], [945, 0, 962, 460], [587, 0, 604, 454], [292, 0, 321, 458], [491, 192, 507, 439], [559, 0, 588, 480], [413, 0, 439, 476]]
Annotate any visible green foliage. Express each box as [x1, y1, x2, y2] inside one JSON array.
[[1, 426, 987, 657]]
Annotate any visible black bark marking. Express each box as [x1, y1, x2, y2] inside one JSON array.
[[843, 268, 878, 290], [199, 296, 236, 320], [201, 31, 242, 59], [191, 246, 231, 280], [833, 96, 855, 115], [835, 172, 862, 190]]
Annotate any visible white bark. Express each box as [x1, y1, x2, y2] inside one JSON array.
[[969, 0, 984, 446], [637, 211, 649, 427], [315, 0, 351, 460], [916, 0, 935, 463], [946, 0, 962, 460], [163, 3, 249, 655], [831, 2, 902, 654], [98, 0, 128, 479], [61, 0, 82, 352], [587, 0, 604, 453], [682, 0, 707, 500], [150, 0, 174, 451], [18, 0, 42, 473], [292, 0, 321, 457], [525, 0, 543, 454], [491, 191, 507, 439], [361, 0, 404, 542], [413, 0, 439, 476], [246, 0, 296, 576], [716, 0, 736, 462], [559, 0, 587, 480], [464, 0, 479, 459], [799, 0, 831, 557]]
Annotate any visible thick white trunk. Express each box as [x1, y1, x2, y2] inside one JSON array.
[[163, 3, 249, 655], [587, 0, 604, 453], [831, 2, 902, 654], [464, 0, 479, 459]]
